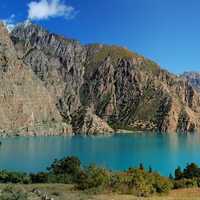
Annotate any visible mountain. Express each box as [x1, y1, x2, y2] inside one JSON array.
[[1, 21, 199, 134], [181, 72, 200, 93], [0, 22, 73, 135]]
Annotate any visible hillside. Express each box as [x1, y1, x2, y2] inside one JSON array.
[[0, 21, 195, 134]]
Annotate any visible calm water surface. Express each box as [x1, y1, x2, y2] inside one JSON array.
[[0, 133, 200, 176]]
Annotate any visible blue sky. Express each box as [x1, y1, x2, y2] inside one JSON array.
[[1, 0, 200, 74]]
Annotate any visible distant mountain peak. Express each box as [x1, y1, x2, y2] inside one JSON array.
[[181, 72, 200, 93]]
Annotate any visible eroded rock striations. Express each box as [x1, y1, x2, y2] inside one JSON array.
[[0, 23, 72, 135], [3, 21, 200, 134]]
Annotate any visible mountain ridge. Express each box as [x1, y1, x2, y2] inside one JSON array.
[[0, 21, 199, 134]]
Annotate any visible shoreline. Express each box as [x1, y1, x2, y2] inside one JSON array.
[[0, 129, 196, 137]]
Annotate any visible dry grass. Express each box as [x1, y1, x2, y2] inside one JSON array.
[[1, 184, 200, 200]]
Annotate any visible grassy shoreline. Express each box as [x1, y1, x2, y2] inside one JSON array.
[[1, 156, 200, 199]]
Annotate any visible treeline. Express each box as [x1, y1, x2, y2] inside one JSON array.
[[0, 156, 172, 197], [173, 163, 200, 189], [1, 157, 200, 197]]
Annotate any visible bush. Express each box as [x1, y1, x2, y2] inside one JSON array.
[[47, 156, 81, 182], [47, 173, 71, 184], [30, 172, 48, 183], [153, 174, 173, 193], [48, 156, 81, 174], [110, 169, 172, 197], [174, 178, 198, 189], [76, 165, 110, 191], [0, 171, 31, 184]]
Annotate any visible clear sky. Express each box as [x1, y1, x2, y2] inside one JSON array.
[[1, 0, 200, 74]]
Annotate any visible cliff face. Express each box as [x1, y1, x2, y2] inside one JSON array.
[[0, 23, 73, 135], [9, 22, 200, 134]]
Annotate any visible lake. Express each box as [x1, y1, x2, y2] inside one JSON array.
[[0, 133, 200, 176]]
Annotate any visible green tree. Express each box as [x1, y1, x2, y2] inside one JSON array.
[[183, 163, 200, 179], [169, 173, 173, 180], [139, 163, 144, 170], [47, 156, 81, 176], [175, 166, 182, 180], [148, 166, 152, 173]]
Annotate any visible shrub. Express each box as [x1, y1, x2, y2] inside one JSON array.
[[153, 174, 173, 193], [174, 178, 198, 189], [0, 171, 31, 184], [76, 165, 110, 191], [129, 173, 155, 197], [30, 172, 48, 183], [109, 169, 172, 197], [47, 156, 81, 182], [47, 173, 71, 184]]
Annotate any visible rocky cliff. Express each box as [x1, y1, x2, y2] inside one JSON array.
[[181, 72, 200, 93], [0, 22, 73, 135], [6, 22, 200, 134]]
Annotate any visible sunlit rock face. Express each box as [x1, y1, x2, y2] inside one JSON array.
[[0, 22, 73, 135], [8, 22, 200, 134]]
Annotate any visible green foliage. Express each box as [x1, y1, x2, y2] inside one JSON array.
[[175, 166, 183, 180], [30, 172, 48, 183], [47, 156, 81, 174], [183, 163, 200, 179], [0, 171, 31, 184], [47, 173, 71, 184], [173, 163, 200, 189], [174, 163, 200, 180], [153, 174, 173, 194], [139, 163, 144, 170], [6, 156, 200, 197], [76, 165, 110, 191], [110, 168, 172, 197], [174, 178, 198, 189]]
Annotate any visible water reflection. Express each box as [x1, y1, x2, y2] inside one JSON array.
[[0, 133, 200, 176]]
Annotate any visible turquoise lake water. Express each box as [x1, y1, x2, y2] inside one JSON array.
[[0, 133, 200, 176]]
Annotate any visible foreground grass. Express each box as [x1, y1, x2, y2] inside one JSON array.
[[0, 184, 200, 200]]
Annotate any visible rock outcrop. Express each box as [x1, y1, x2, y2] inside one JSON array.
[[71, 107, 113, 135], [7, 22, 200, 134]]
